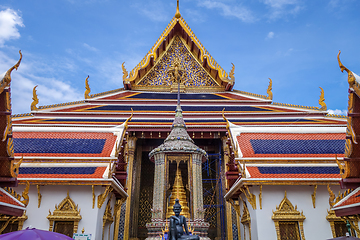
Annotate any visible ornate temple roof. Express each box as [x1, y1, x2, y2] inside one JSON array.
[[122, 15, 235, 92]]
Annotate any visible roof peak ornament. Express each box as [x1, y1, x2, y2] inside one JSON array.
[[0, 50, 22, 95], [266, 78, 273, 100], [338, 50, 356, 87], [31, 85, 39, 111], [175, 0, 181, 19], [84, 75, 90, 99], [319, 87, 327, 111]]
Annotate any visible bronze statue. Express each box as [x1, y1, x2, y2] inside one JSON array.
[[169, 199, 199, 240]]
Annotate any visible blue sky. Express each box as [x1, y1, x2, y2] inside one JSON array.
[[0, 0, 359, 114]]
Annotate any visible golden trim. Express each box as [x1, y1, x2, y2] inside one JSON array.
[[92, 185, 95, 209], [241, 185, 256, 210], [47, 191, 82, 234], [113, 198, 126, 240], [97, 186, 113, 209], [229, 199, 240, 216], [267, 78, 273, 100], [311, 185, 317, 208], [0, 50, 22, 95], [102, 199, 114, 240], [31, 85, 39, 111], [240, 198, 251, 240], [11, 155, 23, 178], [327, 185, 336, 208], [319, 87, 327, 111], [272, 191, 306, 240], [37, 185, 42, 208], [259, 185, 263, 210], [84, 75, 90, 99], [21, 181, 30, 207]]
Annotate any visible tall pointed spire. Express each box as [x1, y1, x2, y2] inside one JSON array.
[[175, 0, 181, 19]]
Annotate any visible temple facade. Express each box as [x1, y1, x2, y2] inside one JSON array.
[[3, 2, 357, 240]]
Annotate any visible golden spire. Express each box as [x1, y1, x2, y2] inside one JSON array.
[[84, 75, 90, 99], [166, 167, 190, 219], [266, 78, 273, 100], [31, 85, 39, 111], [175, 0, 181, 19], [319, 87, 327, 111]]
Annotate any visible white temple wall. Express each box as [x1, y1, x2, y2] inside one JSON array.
[[15, 184, 114, 240], [239, 184, 345, 240]]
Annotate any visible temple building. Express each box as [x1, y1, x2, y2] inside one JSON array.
[[3, 2, 357, 240]]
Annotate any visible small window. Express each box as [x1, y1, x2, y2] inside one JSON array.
[[54, 221, 74, 237], [334, 221, 356, 237], [279, 221, 301, 240]]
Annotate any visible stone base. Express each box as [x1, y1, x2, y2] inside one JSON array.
[[145, 219, 210, 240]]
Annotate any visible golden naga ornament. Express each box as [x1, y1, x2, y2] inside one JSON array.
[[84, 75, 90, 99], [318, 87, 327, 111], [338, 50, 356, 87], [267, 78, 273, 100], [122, 62, 128, 81], [229, 63, 235, 81], [31, 85, 39, 111], [0, 50, 22, 94]]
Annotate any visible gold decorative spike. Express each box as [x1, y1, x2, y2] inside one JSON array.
[[335, 155, 346, 178], [122, 62, 128, 80], [338, 50, 356, 87], [311, 185, 317, 208], [175, 0, 181, 19], [97, 186, 113, 208], [37, 185, 42, 208], [31, 85, 39, 111], [241, 185, 256, 210], [266, 78, 273, 100], [0, 50, 22, 94], [259, 185, 263, 209], [327, 185, 335, 207], [82, 227, 85, 234], [84, 75, 90, 99], [319, 87, 327, 111], [166, 168, 190, 219], [229, 63, 235, 81], [21, 181, 30, 206], [11, 155, 23, 178], [92, 185, 95, 209]]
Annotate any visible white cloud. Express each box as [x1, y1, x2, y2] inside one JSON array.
[[0, 8, 24, 47], [266, 31, 274, 39], [198, 1, 255, 23], [327, 109, 347, 116], [83, 43, 98, 52], [262, 0, 303, 20], [0, 51, 83, 114]]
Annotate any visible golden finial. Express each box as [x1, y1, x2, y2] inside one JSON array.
[[229, 63, 235, 80], [84, 75, 90, 99], [319, 87, 327, 111], [31, 85, 39, 111], [266, 78, 273, 100], [338, 50, 356, 86], [122, 62, 128, 80], [175, 0, 181, 19], [0, 50, 22, 94], [82, 227, 85, 234]]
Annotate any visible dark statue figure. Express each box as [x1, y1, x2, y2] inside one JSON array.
[[169, 199, 200, 240]]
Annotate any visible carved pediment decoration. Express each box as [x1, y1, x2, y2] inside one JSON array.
[[133, 36, 224, 92], [47, 191, 82, 234], [272, 191, 306, 240]]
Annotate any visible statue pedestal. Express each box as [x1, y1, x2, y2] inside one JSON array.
[[145, 219, 210, 240]]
